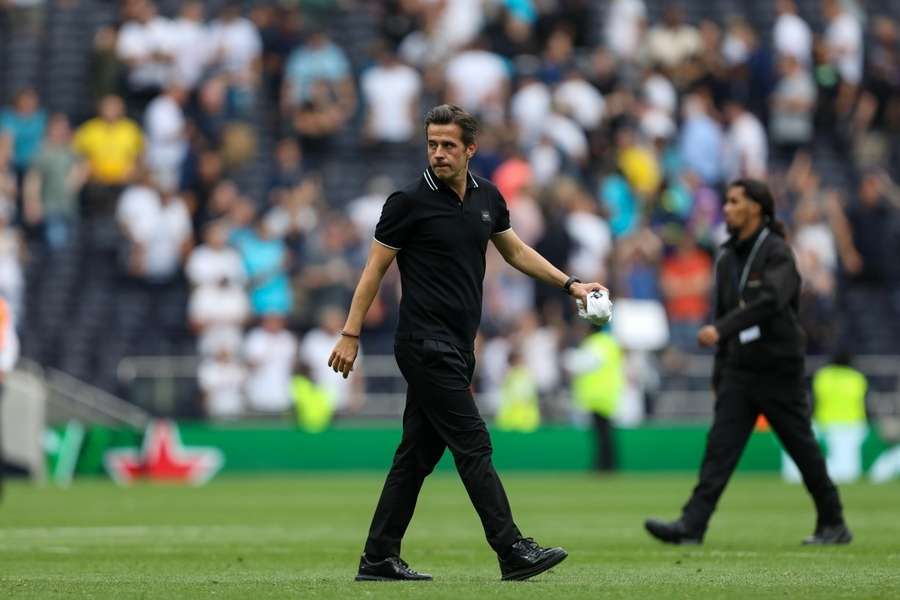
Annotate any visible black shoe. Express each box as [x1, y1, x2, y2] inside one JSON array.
[[499, 537, 568, 581], [644, 518, 704, 545], [354, 554, 433, 581], [802, 523, 853, 545]]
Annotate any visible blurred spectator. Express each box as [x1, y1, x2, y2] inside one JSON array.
[[73, 95, 142, 217], [838, 171, 899, 284], [116, 0, 174, 112], [189, 274, 249, 357], [282, 30, 354, 115], [513, 311, 562, 408], [296, 213, 360, 312], [347, 175, 393, 242], [599, 168, 640, 239], [299, 306, 362, 414], [361, 42, 422, 144], [510, 72, 551, 149], [604, 0, 646, 63], [559, 178, 612, 283], [823, 0, 863, 89], [234, 214, 292, 317], [564, 326, 623, 471], [616, 125, 661, 199], [143, 83, 188, 191], [0, 201, 24, 322], [0, 87, 46, 180], [724, 98, 767, 180], [773, 0, 812, 65], [168, 1, 210, 89], [207, 2, 262, 112], [853, 17, 900, 168], [116, 176, 192, 282], [769, 54, 816, 167], [0, 135, 18, 218], [198, 346, 247, 419], [644, 5, 700, 72], [494, 349, 540, 432], [555, 68, 605, 132], [486, 5, 538, 60], [23, 114, 87, 250], [88, 26, 121, 105], [679, 94, 726, 186], [659, 232, 712, 351], [243, 314, 297, 414], [268, 137, 308, 197], [445, 38, 509, 124], [185, 219, 245, 288], [291, 79, 352, 170], [537, 26, 576, 86]]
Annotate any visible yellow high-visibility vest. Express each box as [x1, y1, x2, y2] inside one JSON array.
[[495, 366, 540, 433], [291, 376, 334, 433], [572, 332, 623, 418], [813, 365, 867, 426]]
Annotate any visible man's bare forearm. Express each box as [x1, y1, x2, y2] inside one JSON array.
[[507, 243, 569, 288], [342, 266, 385, 335]]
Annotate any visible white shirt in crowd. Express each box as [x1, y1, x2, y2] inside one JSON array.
[[794, 222, 837, 272], [566, 211, 613, 283], [198, 355, 247, 418], [554, 77, 605, 131], [207, 17, 261, 75], [116, 186, 192, 279], [243, 326, 297, 413], [431, 0, 483, 53], [510, 80, 551, 148], [186, 244, 246, 287], [361, 62, 422, 142], [645, 24, 701, 69], [826, 11, 863, 86], [116, 16, 175, 89], [299, 328, 359, 411], [445, 49, 508, 115], [541, 112, 589, 162], [773, 11, 812, 64], [168, 16, 211, 88], [605, 0, 647, 61], [189, 282, 250, 356], [643, 73, 677, 116], [143, 93, 187, 192], [727, 111, 768, 180]]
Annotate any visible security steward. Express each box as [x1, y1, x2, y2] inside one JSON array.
[[645, 179, 852, 545], [329, 105, 605, 581]]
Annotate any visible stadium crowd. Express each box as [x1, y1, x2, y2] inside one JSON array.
[[2, 0, 900, 423]]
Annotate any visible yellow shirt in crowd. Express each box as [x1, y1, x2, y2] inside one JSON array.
[[73, 118, 143, 185]]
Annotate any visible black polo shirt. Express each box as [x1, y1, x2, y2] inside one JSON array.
[[373, 167, 511, 350]]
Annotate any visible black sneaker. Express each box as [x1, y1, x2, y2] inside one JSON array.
[[354, 554, 433, 581], [802, 523, 853, 545], [499, 537, 568, 581], [644, 518, 704, 545]]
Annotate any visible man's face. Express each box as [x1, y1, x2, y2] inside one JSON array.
[[426, 123, 475, 182], [724, 185, 758, 235]]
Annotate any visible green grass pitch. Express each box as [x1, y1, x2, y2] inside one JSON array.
[[1, 473, 898, 598]]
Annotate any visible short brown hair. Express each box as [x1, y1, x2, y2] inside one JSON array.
[[424, 104, 479, 146]]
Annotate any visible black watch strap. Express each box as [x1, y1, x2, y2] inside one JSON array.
[[563, 276, 581, 293]]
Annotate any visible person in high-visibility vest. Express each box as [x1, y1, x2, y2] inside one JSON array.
[[0, 296, 20, 497], [290, 362, 334, 433], [566, 328, 623, 471], [782, 353, 868, 484], [495, 350, 540, 433]]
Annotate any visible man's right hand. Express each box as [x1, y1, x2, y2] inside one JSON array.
[[328, 335, 359, 379]]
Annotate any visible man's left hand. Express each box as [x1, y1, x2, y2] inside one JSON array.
[[698, 325, 720, 347]]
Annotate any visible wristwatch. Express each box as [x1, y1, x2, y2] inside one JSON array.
[[563, 276, 581, 294]]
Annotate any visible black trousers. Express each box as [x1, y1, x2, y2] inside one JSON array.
[[364, 338, 522, 559], [681, 367, 844, 532], [592, 413, 616, 471]]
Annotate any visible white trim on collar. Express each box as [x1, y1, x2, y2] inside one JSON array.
[[423, 169, 438, 191]]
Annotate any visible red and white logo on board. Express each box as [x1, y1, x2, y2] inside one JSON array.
[[104, 420, 223, 486]]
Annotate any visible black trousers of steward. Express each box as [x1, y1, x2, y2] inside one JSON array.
[[681, 367, 844, 532], [364, 338, 521, 559]]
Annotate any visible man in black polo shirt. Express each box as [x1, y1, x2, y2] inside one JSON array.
[[329, 104, 605, 582]]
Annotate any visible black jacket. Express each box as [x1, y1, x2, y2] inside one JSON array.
[[712, 226, 806, 384]]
